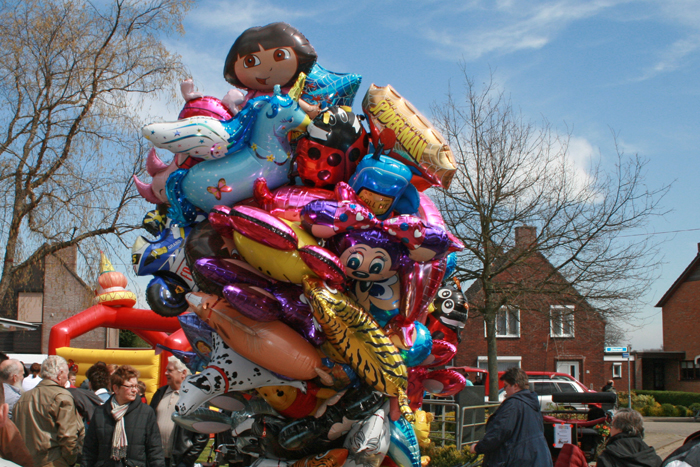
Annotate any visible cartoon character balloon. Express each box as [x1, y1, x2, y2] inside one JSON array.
[[296, 106, 369, 188], [223, 22, 318, 113]]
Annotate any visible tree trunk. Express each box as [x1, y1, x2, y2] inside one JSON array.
[[484, 313, 500, 401]]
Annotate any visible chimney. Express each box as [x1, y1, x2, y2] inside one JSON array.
[[515, 226, 537, 249]]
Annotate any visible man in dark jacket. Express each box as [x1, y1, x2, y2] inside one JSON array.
[[470, 367, 553, 467], [596, 408, 661, 467], [150, 357, 208, 467], [82, 365, 164, 467]]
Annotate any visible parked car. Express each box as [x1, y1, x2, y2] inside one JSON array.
[[470, 370, 598, 410], [508, 377, 595, 411]]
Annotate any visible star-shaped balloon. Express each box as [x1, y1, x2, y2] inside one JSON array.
[[301, 63, 362, 110]]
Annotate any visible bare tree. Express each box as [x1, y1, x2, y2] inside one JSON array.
[[431, 69, 669, 400], [0, 0, 192, 309], [604, 323, 626, 347]]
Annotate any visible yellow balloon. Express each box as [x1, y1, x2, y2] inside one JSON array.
[[233, 220, 318, 283], [412, 409, 434, 449], [302, 275, 413, 422]]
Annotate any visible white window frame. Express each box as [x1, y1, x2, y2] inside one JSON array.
[[550, 305, 575, 338], [477, 356, 522, 372], [484, 306, 520, 338], [612, 362, 622, 379]]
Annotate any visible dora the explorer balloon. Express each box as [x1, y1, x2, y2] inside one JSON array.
[[223, 22, 320, 117]]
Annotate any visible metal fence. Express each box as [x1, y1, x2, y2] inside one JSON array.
[[422, 396, 501, 450]]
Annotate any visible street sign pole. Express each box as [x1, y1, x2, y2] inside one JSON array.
[[627, 346, 632, 408]]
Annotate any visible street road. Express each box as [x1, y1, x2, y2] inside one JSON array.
[[644, 417, 699, 459]]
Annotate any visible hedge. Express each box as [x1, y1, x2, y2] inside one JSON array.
[[634, 390, 700, 407]]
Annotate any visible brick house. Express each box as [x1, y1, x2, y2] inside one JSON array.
[[640, 243, 700, 392], [0, 246, 118, 354], [455, 226, 607, 391]]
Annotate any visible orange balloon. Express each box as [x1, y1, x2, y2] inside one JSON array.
[[187, 292, 322, 381]]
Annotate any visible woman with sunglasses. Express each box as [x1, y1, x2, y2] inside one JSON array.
[[83, 365, 165, 467]]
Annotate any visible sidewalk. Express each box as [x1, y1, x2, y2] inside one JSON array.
[[644, 417, 700, 459]]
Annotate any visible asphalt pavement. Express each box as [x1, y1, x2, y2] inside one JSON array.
[[644, 417, 700, 459]]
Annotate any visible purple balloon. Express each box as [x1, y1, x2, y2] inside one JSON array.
[[195, 257, 273, 288], [223, 283, 280, 321], [272, 284, 325, 346]]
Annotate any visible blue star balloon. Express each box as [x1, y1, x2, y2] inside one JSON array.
[[302, 63, 362, 110]]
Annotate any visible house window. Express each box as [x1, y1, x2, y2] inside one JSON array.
[[612, 362, 622, 379], [17, 292, 43, 323], [477, 356, 521, 372], [550, 305, 574, 337], [680, 361, 700, 380], [484, 307, 520, 338]]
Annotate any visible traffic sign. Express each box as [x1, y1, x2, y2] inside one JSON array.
[[622, 352, 629, 358], [605, 347, 628, 353]]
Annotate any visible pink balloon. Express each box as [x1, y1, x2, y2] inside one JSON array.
[[209, 206, 234, 238], [398, 258, 447, 326], [407, 367, 466, 410], [420, 340, 456, 368], [298, 245, 346, 287], [253, 178, 335, 221], [228, 205, 298, 251], [407, 366, 429, 410], [178, 95, 235, 121], [134, 148, 178, 204], [422, 369, 466, 397], [417, 192, 446, 229], [418, 193, 465, 253]]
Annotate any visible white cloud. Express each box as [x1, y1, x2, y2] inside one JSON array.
[[424, 0, 628, 61], [621, 0, 700, 81], [634, 34, 700, 81]]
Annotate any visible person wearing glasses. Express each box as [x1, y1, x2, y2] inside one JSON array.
[[150, 357, 208, 467], [82, 365, 165, 467], [470, 367, 553, 467]]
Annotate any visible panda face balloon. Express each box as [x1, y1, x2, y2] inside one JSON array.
[[431, 285, 468, 342]]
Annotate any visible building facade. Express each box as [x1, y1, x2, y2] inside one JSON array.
[[0, 246, 118, 354], [455, 227, 607, 391], [649, 243, 700, 392]]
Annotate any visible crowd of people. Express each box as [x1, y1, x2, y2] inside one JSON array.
[[0, 354, 673, 467], [0, 354, 207, 467]]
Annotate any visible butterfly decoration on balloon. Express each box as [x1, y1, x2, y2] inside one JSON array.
[[133, 21, 467, 467]]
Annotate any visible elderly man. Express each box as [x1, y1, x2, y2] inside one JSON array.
[[0, 359, 25, 419], [470, 367, 552, 467], [14, 356, 85, 467], [150, 357, 207, 467], [596, 408, 661, 467]]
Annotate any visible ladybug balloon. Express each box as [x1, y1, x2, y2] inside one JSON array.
[[296, 106, 369, 188]]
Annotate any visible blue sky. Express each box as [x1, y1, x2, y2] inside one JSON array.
[[139, 0, 700, 350]]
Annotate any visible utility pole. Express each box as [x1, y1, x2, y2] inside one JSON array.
[[627, 343, 632, 408]]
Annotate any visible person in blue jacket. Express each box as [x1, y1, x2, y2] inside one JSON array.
[[470, 367, 553, 467]]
